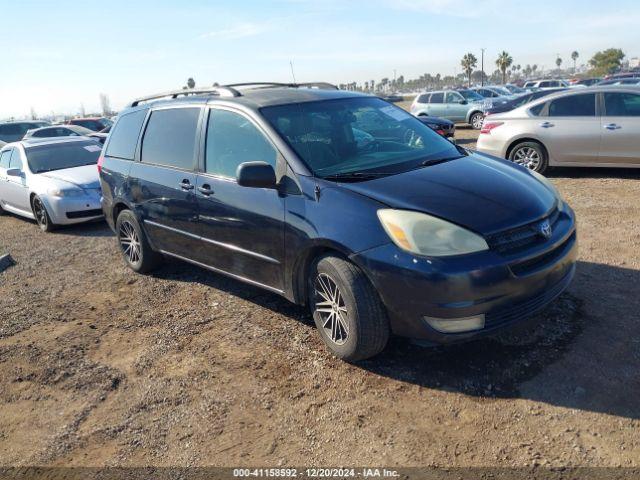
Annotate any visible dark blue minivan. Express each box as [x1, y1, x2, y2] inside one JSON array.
[[99, 83, 577, 361]]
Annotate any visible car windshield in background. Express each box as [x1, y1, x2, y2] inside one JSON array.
[[457, 89, 484, 101], [26, 140, 102, 173], [261, 97, 462, 179]]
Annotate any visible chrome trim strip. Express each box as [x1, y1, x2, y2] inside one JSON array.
[[159, 250, 284, 295], [144, 219, 280, 264]]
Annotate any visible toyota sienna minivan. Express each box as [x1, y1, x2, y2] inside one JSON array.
[[99, 83, 577, 361]]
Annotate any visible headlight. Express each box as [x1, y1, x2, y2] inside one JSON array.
[[530, 170, 565, 211], [47, 187, 85, 198], [377, 209, 489, 256]]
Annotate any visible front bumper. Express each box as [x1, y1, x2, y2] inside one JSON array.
[[43, 192, 104, 225], [351, 212, 577, 344]]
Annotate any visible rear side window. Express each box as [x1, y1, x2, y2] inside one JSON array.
[[9, 149, 22, 170], [205, 109, 277, 178], [141, 108, 200, 169], [417, 94, 430, 104], [429, 92, 444, 103], [604, 92, 640, 116], [529, 103, 545, 116], [548, 94, 595, 117], [105, 109, 148, 160]]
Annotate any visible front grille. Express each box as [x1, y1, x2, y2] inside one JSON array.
[[66, 209, 103, 219], [486, 209, 560, 255], [510, 232, 575, 276], [485, 266, 574, 327]]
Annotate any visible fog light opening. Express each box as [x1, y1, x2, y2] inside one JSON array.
[[424, 314, 485, 333]]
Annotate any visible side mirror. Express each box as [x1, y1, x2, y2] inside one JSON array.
[[459, 99, 468, 105], [236, 161, 277, 189], [6, 168, 21, 177]]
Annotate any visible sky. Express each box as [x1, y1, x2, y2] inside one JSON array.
[[1, 0, 638, 118]]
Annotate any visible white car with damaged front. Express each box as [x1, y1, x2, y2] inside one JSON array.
[[0, 137, 103, 231]]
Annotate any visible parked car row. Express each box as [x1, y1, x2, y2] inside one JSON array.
[[1, 83, 580, 362], [476, 86, 640, 173], [0, 117, 113, 144]]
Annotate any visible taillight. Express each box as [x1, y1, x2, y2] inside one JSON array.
[[436, 129, 445, 136], [97, 155, 104, 173], [480, 121, 504, 135]]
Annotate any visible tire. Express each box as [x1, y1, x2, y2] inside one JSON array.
[[508, 141, 548, 174], [0, 202, 5, 215], [31, 195, 56, 232], [308, 255, 389, 362], [470, 112, 484, 130], [115, 209, 162, 273]]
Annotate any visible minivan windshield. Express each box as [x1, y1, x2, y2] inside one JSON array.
[[25, 140, 102, 173], [261, 97, 463, 179]]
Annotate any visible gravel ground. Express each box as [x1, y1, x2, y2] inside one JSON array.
[[0, 127, 639, 468]]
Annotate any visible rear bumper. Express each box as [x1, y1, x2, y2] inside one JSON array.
[[351, 214, 578, 344], [476, 134, 507, 158]]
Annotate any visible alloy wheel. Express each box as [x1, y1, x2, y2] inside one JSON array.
[[314, 273, 349, 345], [32, 197, 48, 228], [472, 114, 483, 129], [119, 220, 141, 265], [513, 147, 541, 170]]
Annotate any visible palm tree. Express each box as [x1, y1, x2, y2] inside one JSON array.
[[555, 57, 562, 70], [495, 51, 513, 84], [460, 53, 478, 87], [571, 51, 579, 71], [187, 77, 196, 89]]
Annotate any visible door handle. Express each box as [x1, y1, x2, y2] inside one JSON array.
[[540, 122, 554, 128], [197, 185, 213, 196], [604, 123, 621, 130], [179, 180, 194, 190]]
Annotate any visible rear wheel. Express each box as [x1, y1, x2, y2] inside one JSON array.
[[509, 141, 548, 174], [308, 255, 389, 362], [115, 210, 162, 273], [470, 112, 484, 130], [31, 195, 56, 232]]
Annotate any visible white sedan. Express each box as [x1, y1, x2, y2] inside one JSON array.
[[0, 137, 104, 231]]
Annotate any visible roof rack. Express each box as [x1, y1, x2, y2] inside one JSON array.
[[130, 86, 241, 107], [225, 82, 339, 91], [129, 82, 340, 107]]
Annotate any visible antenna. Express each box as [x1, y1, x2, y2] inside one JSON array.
[[289, 60, 297, 84]]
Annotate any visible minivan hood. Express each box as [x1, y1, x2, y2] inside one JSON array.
[[338, 154, 556, 235], [40, 164, 100, 190]]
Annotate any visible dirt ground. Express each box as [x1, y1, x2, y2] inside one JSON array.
[[0, 127, 639, 468]]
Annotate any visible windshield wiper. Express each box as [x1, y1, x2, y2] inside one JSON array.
[[421, 155, 465, 167], [325, 171, 394, 181]]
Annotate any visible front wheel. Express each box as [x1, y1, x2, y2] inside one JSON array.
[[31, 195, 56, 232], [470, 112, 484, 130], [115, 210, 162, 273], [309, 255, 389, 362], [509, 141, 548, 174]]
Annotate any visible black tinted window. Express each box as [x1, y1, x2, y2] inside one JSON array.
[[205, 109, 277, 178], [529, 103, 545, 116], [604, 92, 640, 116], [548, 94, 595, 117], [141, 108, 200, 169], [417, 94, 430, 103], [106, 109, 148, 160], [429, 92, 444, 103]]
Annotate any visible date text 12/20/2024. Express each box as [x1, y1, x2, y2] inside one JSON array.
[[233, 468, 400, 478]]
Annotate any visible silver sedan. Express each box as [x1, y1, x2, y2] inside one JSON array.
[[0, 137, 103, 231], [476, 86, 640, 173]]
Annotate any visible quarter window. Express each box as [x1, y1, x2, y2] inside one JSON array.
[[106, 109, 149, 160], [141, 108, 200, 169], [0, 150, 12, 168], [9, 149, 22, 170], [548, 94, 596, 117], [604, 92, 640, 116], [205, 109, 277, 178]]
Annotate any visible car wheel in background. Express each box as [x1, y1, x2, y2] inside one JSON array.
[[31, 195, 56, 232], [470, 112, 484, 130], [509, 141, 548, 174], [309, 255, 389, 362], [115, 210, 162, 273]]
